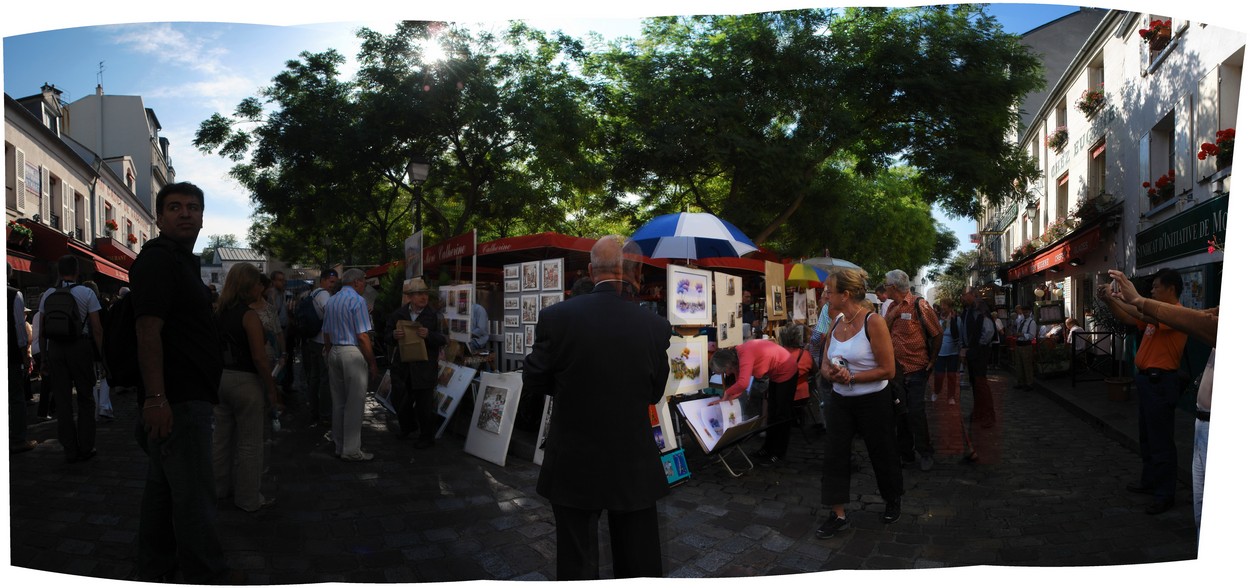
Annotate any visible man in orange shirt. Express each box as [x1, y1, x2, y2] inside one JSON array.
[[1099, 268, 1187, 514], [882, 269, 941, 472]]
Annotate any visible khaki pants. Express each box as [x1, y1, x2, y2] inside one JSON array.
[[1013, 343, 1035, 386]]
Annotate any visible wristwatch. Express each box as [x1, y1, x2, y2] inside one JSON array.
[[848, 373, 857, 385]]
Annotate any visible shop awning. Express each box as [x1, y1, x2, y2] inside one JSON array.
[[93, 236, 138, 269], [7, 252, 34, 273], [69, 243, 129, 283], [1007, 226, 1102, 281]]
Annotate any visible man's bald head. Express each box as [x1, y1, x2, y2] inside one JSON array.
[[589, 235, 642, 284]]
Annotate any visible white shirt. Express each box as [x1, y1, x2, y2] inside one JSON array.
[[312, 287, 332, 320], [826, 315, 889, 397]]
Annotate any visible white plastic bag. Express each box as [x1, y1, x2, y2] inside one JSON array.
[[94, 378, 114, 420]]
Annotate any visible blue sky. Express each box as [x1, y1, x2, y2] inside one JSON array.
[[0, 2, 1235, 258]]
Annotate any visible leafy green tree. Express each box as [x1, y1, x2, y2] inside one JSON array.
[[933, 250, 980, 303], [591, 6, 1044, 253]]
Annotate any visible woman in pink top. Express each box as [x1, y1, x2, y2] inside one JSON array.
[[710, 338, 798, 465]]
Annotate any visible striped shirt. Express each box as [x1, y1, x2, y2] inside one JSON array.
[[321, 287, 373, 346]]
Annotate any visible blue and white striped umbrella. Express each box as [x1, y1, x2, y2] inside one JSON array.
[[630, 212, 759, 259]]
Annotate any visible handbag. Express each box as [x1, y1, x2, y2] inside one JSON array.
[[94, 375, 114, 420], [738, 375, 768, 421]]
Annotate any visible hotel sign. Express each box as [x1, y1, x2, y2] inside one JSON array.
[[1135, 196, 1228, 268]]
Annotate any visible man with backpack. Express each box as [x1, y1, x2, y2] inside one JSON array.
[[882, 269, 941, 472], [37, 255, 104, 463], [297, 268, 339, 426]]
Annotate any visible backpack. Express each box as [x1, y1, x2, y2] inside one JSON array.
[[103, 294, 140, 388], [293, 288, 325, 339], [913, 297, 941, 358], [42, 285, 83, 343]]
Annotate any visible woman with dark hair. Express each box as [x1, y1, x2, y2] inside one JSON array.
[[709, 336, 797, 466], [816, 266, 902, 537], [213, 263, 282, 512]]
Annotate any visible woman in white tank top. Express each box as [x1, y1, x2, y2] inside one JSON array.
[[815, 267, 903, 538]]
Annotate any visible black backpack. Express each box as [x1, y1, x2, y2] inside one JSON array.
[[42, 285, 83, 343], [293, 288, 325, 339], [103, 294, 140, 388]]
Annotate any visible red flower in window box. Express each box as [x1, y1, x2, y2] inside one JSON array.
[[104, 219, 119, 232], [1197, 128, 1234, 168], [127, 233, 138, 244], [1139, 19, 1172, 51]]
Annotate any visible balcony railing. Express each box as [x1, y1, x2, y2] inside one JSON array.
[[980, 201, 1019, 235], [50, 213, 61, 231]]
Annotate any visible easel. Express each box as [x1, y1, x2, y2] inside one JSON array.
[[667, 391, 761, 478]]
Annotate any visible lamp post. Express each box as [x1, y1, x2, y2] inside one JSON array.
[[321, 235, 332, 268], [407, 158, 430, 234]]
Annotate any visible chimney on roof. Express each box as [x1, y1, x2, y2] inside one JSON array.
[[97, 84, 104, 96]]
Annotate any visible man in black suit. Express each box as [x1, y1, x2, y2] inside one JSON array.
[[523, 235, 672, 580]]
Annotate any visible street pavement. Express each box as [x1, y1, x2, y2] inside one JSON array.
[[8, 366, 1199, 582]]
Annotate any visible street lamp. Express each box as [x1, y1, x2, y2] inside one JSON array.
[[407, 158, 430, 234], [1025, 199, 1039, 221], [321, 234, 332, 268]]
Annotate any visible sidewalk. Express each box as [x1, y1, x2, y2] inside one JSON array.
[[1027, 372, 1195, 488]]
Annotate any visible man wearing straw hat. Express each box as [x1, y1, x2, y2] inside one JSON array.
[[384, 277, 446, 449]]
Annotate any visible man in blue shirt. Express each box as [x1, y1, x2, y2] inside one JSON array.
[[321, 268, 378, 462]]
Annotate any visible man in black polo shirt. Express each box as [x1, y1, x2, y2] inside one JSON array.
[[130, 182, 232, 583]]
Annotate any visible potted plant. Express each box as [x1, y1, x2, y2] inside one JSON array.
[[1139, 19, 1172, 52], [7, 219, 33, 247], [1143, 169, 1176, 208], [1035, 337, 1071, 376], [1197, 127, 1235, 170], [104, 218, 119, 235], [127, 233, 139, 245], [1075, 85, 1106, 119], [1046, 126, 1068, 154]]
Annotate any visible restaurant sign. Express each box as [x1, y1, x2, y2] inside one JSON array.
[[1135, 195, 1228, 268]]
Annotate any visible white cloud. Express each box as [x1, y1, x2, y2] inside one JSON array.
[[106, 23, 230, 76]]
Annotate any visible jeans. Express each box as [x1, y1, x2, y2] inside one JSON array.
[[327, 345, 368, 456], [894, 369, 933, 459], [213, 370, 266, 511], [47, 337, 96, 459], [1193, 417, 1208, 530], [134, 400, 227, 583], [1134, 372, 1181, 502], [762, 374, 798, 458]]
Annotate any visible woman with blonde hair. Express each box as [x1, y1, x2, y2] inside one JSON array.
[[816, 266, 902, 537], [213, 263, 282, 511]]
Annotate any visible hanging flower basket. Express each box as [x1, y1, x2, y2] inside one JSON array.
[[1076, 86, 1106, 119], [7, 220, 33, 247], [1046, 126, 1068, 154], [1140, 19, 1172, 52]]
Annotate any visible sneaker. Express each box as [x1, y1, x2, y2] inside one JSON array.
[[10, 440, 37, 454], [918, 454, 934, 472], [341, 451, 375, 462], [1125, 482, 1153, 495], [881, 499, 901, 523], [815, 514, 848, 538]]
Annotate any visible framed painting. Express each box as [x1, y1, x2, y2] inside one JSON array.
[[504, 314, 520, 328], [664, 335, 708, 395], [433, 361, 477, 437], [764, 260, 787, 320], [540, 292, 563, 310], [524, 325, 535, 347], [504, 280, 520, 293], [505, 332, 515, 354], [521, 261, 540, 291], [503, 296, 520, 310], [465, 371, 523, 466], [532, 395, 554, 466], [541, 258, 564, 291], [666, 265, 713, 326], [521, 294, 540, 324], [660, 448, 692, 487], [503, 264, 520, 279], [714, 272, 742, 348]]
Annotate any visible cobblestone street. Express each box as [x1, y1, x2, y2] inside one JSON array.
[[8, 369, 1204, 582]]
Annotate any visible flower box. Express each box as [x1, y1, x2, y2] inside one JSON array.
[[1198, 128, 1234, 170], [1140, 19, 1172, 52], [1046, 127, 1068, 154], [1076, 86, 1106, 119]]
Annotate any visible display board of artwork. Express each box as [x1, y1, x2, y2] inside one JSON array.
[[665, 335, 708, 396], [660, 448, 692, 486], [502, 258, 565, 365], [764, 261, 787, 321], [434, 361, 477, 438], [667, 265, 713, 326], [792, 290, 816, 323], [714, 272, 743, 348], [440, 284, 475, 343], [374, 370, 396, 414], [676, 396, 761, 454], [533, 395, 554, 466], [464, 371, 524, 466]]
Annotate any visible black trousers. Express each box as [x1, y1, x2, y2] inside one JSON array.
[[551, 502, 662, 580], [821, 388, 903, 505], [1135, 371, 1181, 501], [762, 374, 798, 458], [396, 382, 435, 441], [47, 338, 96, 459]]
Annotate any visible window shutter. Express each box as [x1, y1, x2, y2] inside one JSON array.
[[1175, 93, 1193, 195], [1139, 134, 1151, 209], [15, 149, 25, 212], [62, 183, 73, 234], [1196, 67, 1220, 177], [1140, 14, 1150, 76], [40, 168, 50, 223]]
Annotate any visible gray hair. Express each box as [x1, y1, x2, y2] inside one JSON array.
[[779, 323, 806, 348], [590, 235, 642, 279], [340, 268, 366, 283], [884, 269, 910, 290], [710, 348, 739, 375]]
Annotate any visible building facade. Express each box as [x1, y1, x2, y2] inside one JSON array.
[[976, 11, 1241, 330]]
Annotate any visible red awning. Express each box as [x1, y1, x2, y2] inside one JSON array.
[[1007, 226, 1102, 281], [7, 253, 34, 273], [68, 243, 130, 283], [93, 236, 138, 269]]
